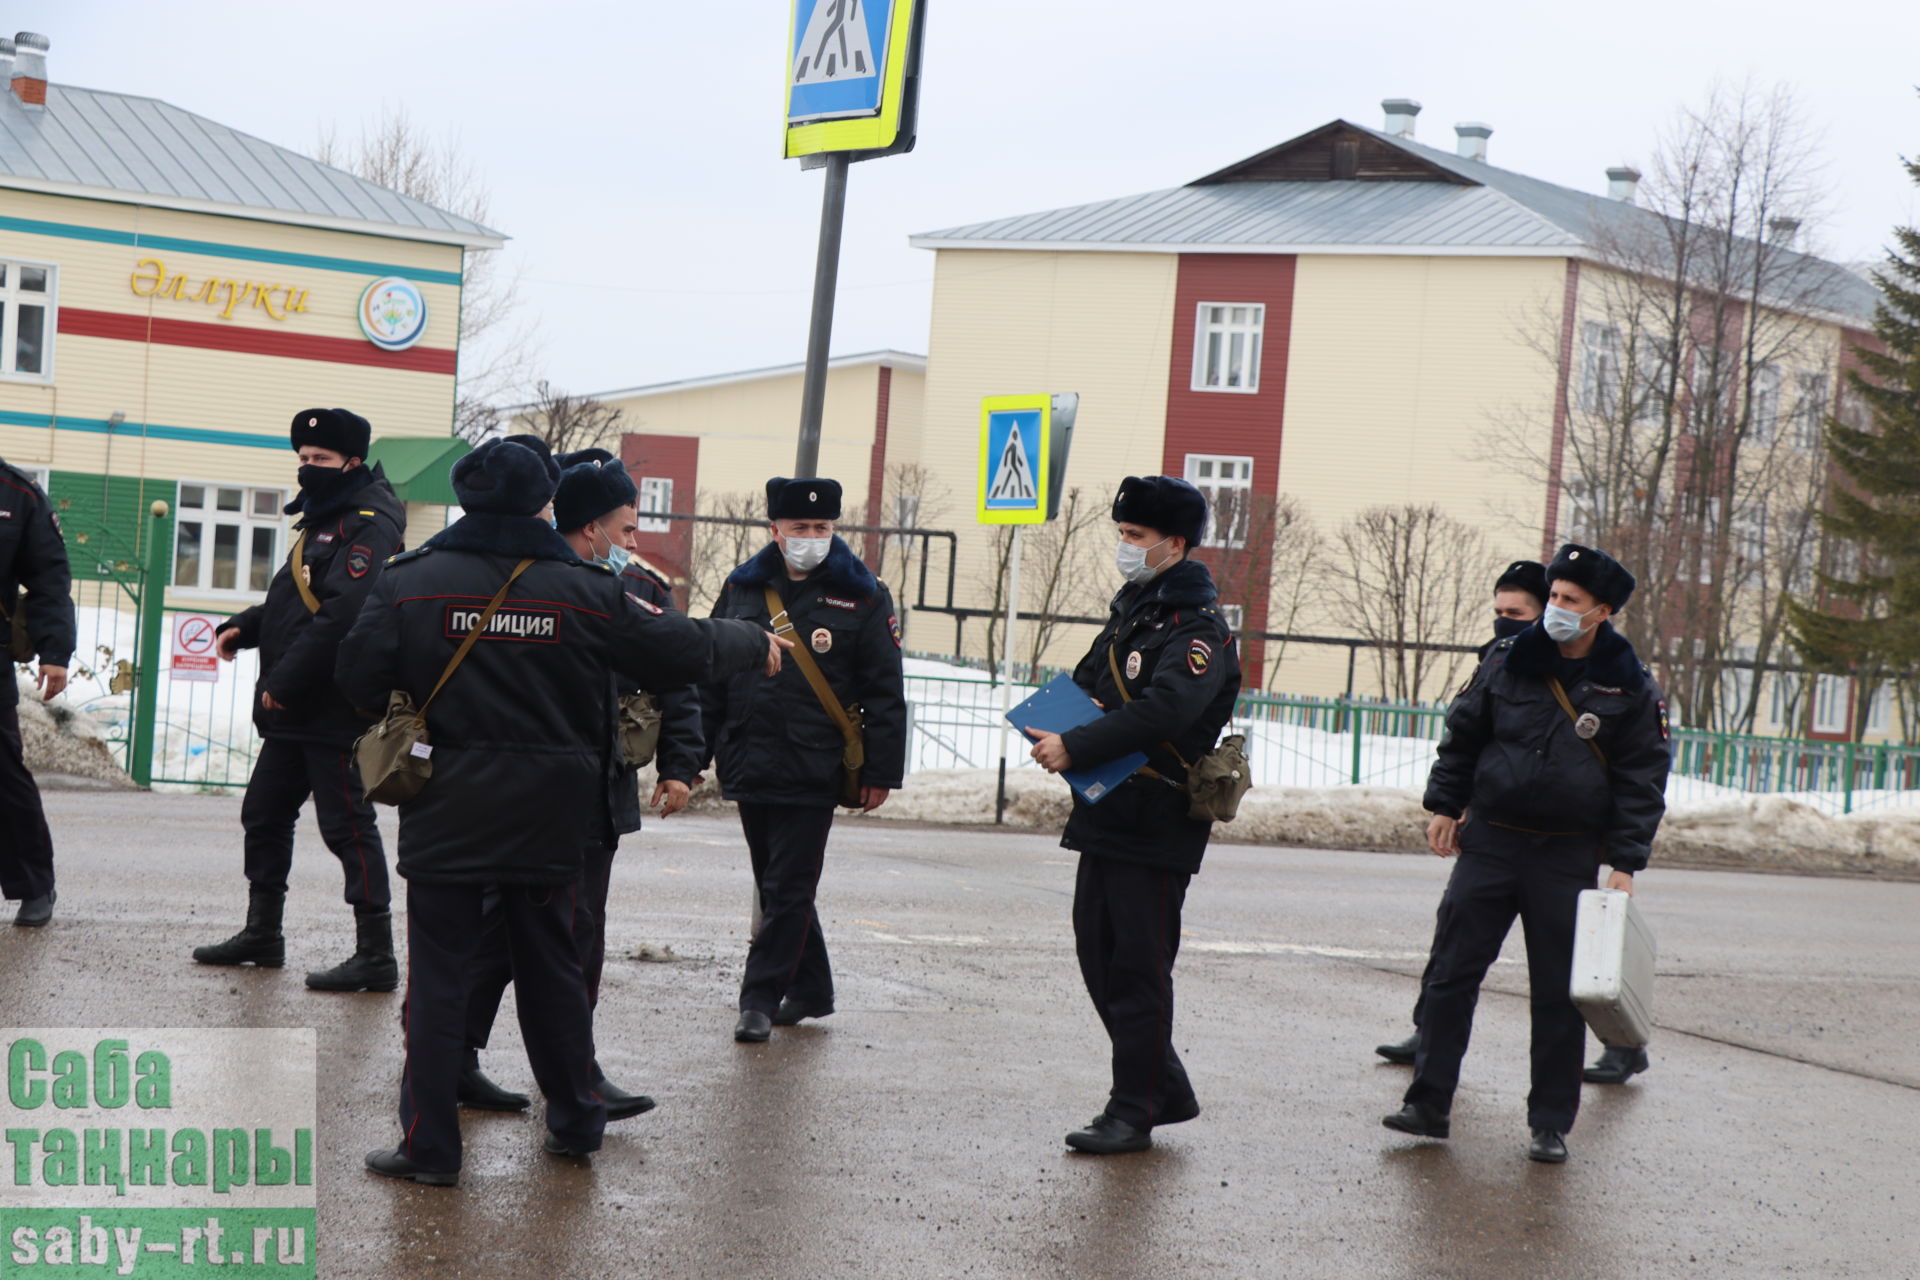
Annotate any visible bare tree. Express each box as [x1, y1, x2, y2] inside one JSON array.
[[1206, 491, 1326, 691], [1324, 505, 1489, 703], [1482, 81, 1836, 729], [684, 491, 769, 615], [511, 382, 624, 458], [316, 108, 536, 442], [974, 492, 1108, 683]]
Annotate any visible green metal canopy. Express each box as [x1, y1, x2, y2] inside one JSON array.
[[366, 436, 472, 505]]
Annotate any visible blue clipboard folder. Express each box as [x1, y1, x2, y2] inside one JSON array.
[[1006, 674, 1148, 804]]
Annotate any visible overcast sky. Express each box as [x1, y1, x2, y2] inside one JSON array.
[[10, 0, 1918, 399]]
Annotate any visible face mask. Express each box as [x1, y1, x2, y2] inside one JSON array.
[[1542, 602, 1601, 643], [1116, 536, 1171, 585], [1493, 615, 1534, 641], [296, 462, 350, 495], [590, 523, 631, 574], [782, 536, 831, 573]]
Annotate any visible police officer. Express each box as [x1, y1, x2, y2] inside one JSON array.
[[340, 438, 786, 1185], [1375, 559, 1546, 1066], [196, 409, 406, 990], [1025, 476, 1242, 1155], [458, 449, 704, 1119], [1383, 544, 1670, 1164], [700, 477, 906, 1044], [0, 458, 74, 927]]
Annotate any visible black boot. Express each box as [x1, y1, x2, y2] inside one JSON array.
[[1375, 1030, 1421, 1065], [192, 888, 285, 967], [305, 910, 399, 992], [1583, 1045, 1650, 1084]]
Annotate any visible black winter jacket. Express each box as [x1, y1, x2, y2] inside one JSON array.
[[0, 461, 74, 710], [606, 561, 705, 836], [336, 514, 773, 886], [1423, 621, 1672, 872], [699, 538, 906, 807], [1059, 558, 1242, 875], [224, 464, 405, 745]]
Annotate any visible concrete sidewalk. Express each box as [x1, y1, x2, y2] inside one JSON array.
[[3, 794, 1913, 1278]]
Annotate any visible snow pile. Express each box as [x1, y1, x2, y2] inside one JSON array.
[[13, 672, 136, 789]]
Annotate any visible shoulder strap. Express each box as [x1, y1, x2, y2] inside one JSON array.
[[1547, 676, 1609, 768], [1106, 642, 1193, 774], [764, 585, 860, 747], [421, 559, 534, 715], [288, 531, 321, 614]]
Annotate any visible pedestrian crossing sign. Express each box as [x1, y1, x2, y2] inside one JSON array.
[[978, 396, 1052, 525], [784, 0, 919, 158]]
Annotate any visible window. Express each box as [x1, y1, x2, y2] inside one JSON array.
[[1192, 303, 1264, 393], [1218, 604, 1245, 633], [1768, 670, 1803, 729], [1631, 337, 1675, 427], [1811, 674, 1849, 735], [0, 258, 56, 380], [1865, 684, 1892, 737], [635, 477, 673, 534], [1749, 363, 1781, 442], [1578, 323, 1620, 416], [172, 481, 285, 595], [1792, 372, 1829, 452], [1183, 454, 1254, 548]]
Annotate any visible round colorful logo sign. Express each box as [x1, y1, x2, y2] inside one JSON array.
[[358, 277, 429, 351]]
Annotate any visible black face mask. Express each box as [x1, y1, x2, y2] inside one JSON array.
[[1493, 614, 1534, 640], [287, 463, 359, 516]]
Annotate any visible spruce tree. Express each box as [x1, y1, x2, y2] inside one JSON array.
[[1788, 147, 1920, 723]]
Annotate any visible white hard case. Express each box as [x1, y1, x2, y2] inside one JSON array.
[[1568, 889, 1657, 1048]]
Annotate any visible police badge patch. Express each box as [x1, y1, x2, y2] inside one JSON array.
[[1574, 712, 1601, 740], [1187, 639, 1212, 676], [811, 628, 833, 654], [888, 615, 902, 648], [1125, 650, 1143, 680], [346, 545, 372, 578], [625, 591, 662, 615]]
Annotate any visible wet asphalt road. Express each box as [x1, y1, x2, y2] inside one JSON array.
[[4, 793, 1916, 1279]]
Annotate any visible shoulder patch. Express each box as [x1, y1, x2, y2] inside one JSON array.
[[626, 591, 663, 616], [1186, 638, 1213, 676], [888, 614, 902, 648], [346, 545, 373, 578]]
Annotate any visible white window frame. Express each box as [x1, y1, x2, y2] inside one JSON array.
[[1768, 669, 1803, 729], [0, 256, 57, 383], [1191, 302, 1265, 394], [635, 476, 673, 534], [171, 480, 287, 599], [1865, 684, 1892, 737], [1579, 323, 1620, 416], [12, 465, 49, 493], [1218, 603, 1245, 633], [1182, 454, 1255, 549], [1811, 674, 1849, 735], [1792, 371, 1829, 453], [1749, 362, 1781, 443]]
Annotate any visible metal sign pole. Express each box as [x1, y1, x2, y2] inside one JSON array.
[[795, 151, 851, 476], [995, 525, 1023, 824]]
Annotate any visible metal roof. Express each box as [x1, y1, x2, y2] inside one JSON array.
[[911, 121, 1878, 323], [0, 83, 506, 249], [587, 350, 928, 403]]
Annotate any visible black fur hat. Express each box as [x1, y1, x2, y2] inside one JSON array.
[[1547, 543, 1636, 611], [557, 447, 616, 471], [289, 407, 370, 460], [765, 477, 842, 521], [451, 438, 561, 517], [1111, 475, 1209, 547], [1493, 559, 1549, 607], [552, 456, 639, 532]]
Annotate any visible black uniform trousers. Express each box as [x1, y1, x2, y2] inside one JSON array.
[[1073, 852, 1196, 1130], [240, 738, 389, 909], [0, 704, 55, 901], [399, 879, 605, 1171], [737, 802, 836, 1016], [465, 841, 618, 1067], [1406, 820, 1598, 1133]]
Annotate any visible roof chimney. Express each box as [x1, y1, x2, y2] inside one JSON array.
[[1606, 165, 1641, 204], [1769, 216, 1802, 250], [1454, 122, 1492, 162], [1381, 98, 1421, 139], [9, 32, 47, 106], [0, 38, 15, 89]]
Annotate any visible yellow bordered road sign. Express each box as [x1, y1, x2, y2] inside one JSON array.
[[978, 395, 1052, 526], [784, 0, 917, 159]]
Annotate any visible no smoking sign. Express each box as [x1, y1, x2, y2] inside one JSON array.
[[171, 613, 221, 683]]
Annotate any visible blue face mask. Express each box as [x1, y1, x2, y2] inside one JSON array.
[[588, 523, 631, 574], [1542, 602, 1601, 643]]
